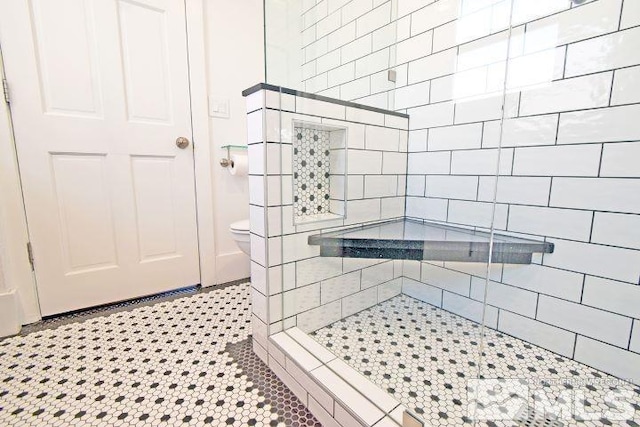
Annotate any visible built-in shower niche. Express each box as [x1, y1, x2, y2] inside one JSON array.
[[292, 120, 346, 225]]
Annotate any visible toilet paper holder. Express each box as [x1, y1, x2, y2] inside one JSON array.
[[220, 144, 247, 168]]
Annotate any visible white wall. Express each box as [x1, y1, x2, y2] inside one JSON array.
[[205, 0, 265, 283]]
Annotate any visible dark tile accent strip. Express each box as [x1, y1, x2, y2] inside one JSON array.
[[226, 338, 321, 427], [242, 82, 410, 119]]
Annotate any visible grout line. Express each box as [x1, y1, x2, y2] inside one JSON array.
[[609, 70, 616, 106], [553, 112, 561, 145], [588, 210, 596, 243], [561, 44, 569, 80], [597, 143, 605, 178]]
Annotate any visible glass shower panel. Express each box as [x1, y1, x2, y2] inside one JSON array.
[[263, 0, 520, 425], [396, 0, 518, 424], [476, 0, 640, 425], [264, 0, 304, 90], [252, 0, 640, 425]]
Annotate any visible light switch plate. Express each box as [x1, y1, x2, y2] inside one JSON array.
[[208, 96, 230, 118]]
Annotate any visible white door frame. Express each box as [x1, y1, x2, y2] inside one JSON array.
[[0, 0, 217, 325], [0, 45, 40, 325], [185, 0, 218, 289]]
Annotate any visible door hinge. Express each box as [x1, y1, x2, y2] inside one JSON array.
[[2, 78, 9, 104], [26, 242, 34, 270]]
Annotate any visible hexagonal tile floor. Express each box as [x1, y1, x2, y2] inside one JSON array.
[[311, 294, 640, 427], [0, 282, 320, 427]]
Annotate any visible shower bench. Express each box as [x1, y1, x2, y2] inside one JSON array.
[[308, 218, 554, 264]]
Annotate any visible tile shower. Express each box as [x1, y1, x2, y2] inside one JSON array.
[[245, 83, 640, 427], [252, 0, 640, 425], [296, 0, 640, 379]]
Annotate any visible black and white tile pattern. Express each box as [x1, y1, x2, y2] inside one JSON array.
[[312, 294, 640, 427], [0, 282, 319, 427], [293, 126, 331, 218], [20, 285, 202, 336]]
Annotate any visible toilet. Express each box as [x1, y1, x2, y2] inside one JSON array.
[[229, 219, 250, 256]]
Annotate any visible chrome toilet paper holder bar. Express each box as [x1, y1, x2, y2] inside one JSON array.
[[220, 144, 247, 168]]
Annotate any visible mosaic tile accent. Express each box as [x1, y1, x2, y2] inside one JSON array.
[[226, 339, 320, 427], [0, 282, 319, 427], [293, 126, 331, 218], [311, 294, 640, 427]]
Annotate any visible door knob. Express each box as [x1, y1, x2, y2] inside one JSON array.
[[176, 137, 190, 149]]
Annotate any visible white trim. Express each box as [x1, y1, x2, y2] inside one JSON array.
[[0, 47, 40, 325], [186, 0, 218, 287], [215, 251, 251, 285], [0, 289, 21, 337]]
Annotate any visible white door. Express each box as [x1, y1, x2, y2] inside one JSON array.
[[0, 0, 200, 315]]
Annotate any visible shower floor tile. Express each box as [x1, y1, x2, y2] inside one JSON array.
[[311, 294, 640, 427], [0, 282, 320, 427]]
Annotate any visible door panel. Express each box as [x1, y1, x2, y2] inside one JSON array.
[[31, 0, 103, 117], [118, 0, 173, 123], [0, 0, 200, 315], [51, 154, 118, 273], [131, 155, 179, 261]]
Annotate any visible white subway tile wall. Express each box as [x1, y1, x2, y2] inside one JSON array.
[[299, 0, 640, 379], [247, 89, 409, 354]]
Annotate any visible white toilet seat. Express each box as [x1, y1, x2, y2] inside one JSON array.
[[229, 219, 250, 233], [229, 219, 251, 256]]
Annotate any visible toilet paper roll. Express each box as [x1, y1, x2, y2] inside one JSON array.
[[228, 153, 248, 177]]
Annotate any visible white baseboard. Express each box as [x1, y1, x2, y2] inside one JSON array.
[[0, 289, 21, 337], [209, 251, 251, 286]]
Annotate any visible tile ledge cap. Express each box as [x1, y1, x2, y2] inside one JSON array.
[[241, 83, 410, 119]]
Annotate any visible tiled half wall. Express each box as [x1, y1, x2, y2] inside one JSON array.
[[245, 86, 409, 339], [245, 86, 410, 426]]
